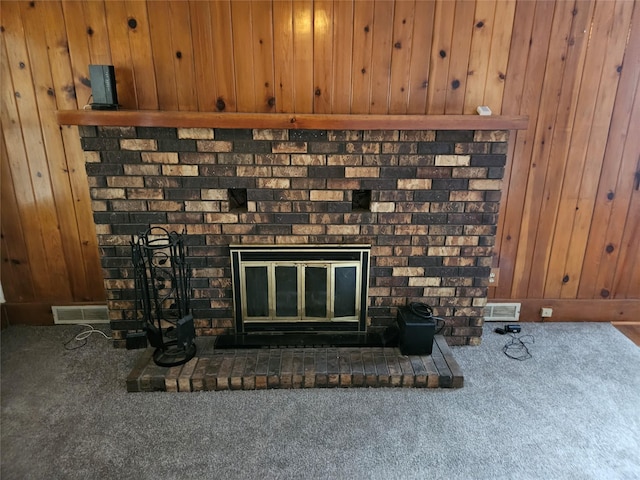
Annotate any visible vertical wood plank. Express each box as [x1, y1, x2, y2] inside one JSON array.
[[43, 1, 104, 300], [189, 1, 218, 111], [444, 0, 475, 114], [124, 0, 158, 110], [252, 1, 276, 112], [463, 0, 496, 114], [526, 0, 596, 298], [169, 2, 198, 111], [331, 0, 353, 114], [0, 130, 36, 302], [210, 0, 237, 112], [426, 0, 456, 114], [369, 0, 395, 114], [494, 0, 554, 298], [231, 1, 256, 112], [568, 0, 636, 298], [21, 1, 92, 300], [388, 0, 415, 114], [544, 0, 614, 298], [406, 0, 435, 114], [104, 1, 137, 109], [313, 0, 333, 114], [1, 4, 72, 300], [147, 1, 179, 110], [81, 1, 112, 65], [613, 181, 640, 298], [61, 1, 93, 108], [511, 1, 578, 297], [292, 0, 314, 112], [273, 0, 295, 113], [1, 8, 48, 300], [350, 0, 374, 114], [482, 0, 516, 113], [582, 4, 639, 298]]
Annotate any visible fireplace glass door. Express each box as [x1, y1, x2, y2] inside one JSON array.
[[241, 262, 360, 323], [230, 245, 370, 333]]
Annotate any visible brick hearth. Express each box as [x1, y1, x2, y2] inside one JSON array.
[[126, 335, 463, 392], [78, 125, 508, 346]]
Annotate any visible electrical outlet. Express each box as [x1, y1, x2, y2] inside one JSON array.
[[540, 307, 553, 318]]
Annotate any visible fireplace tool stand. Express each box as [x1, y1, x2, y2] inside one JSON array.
[[131, 227, 196, 367]]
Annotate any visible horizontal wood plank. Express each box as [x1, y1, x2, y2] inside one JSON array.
[[56, 110, 528, 130], [611, 323, 640, 346], [502, 299, 640, 323]]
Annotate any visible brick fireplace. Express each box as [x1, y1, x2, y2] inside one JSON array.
[[76, 122, 509, 348]]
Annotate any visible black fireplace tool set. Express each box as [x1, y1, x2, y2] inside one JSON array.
[[129, 227, 196, 367]]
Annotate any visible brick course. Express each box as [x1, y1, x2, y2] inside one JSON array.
[[78, 126, 509, 347]]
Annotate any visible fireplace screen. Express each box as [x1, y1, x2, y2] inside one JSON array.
[[230, 245, 370, 333]]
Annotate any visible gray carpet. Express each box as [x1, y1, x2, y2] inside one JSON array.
[[1, 323, 639, 480]]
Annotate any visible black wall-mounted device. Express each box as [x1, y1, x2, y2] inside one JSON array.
[[89, 64, 118, 110]]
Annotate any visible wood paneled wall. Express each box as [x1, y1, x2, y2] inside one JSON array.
[[1, 0, 638, 323]]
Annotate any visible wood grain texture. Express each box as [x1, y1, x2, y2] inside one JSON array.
[[1, 0, 638, 316], [350, 0, 375, 113], [481, 0, 515, 114], [0, 131, 35, 302], [292, 0, 314, 113], [273, 0, 295, 113], [103, 1, 137, 110], [388, 0, 415, 114], [3, 2, 72, 301], [124, 0, 158, 109], [369, 0, 395, 114], [513, 299, 640, 323], [426, 0, 455, 114], [313, 0, 333, 114], [511, 1, 586, 298], [330, 0, 353, 114], [169, 2, 198, 111], [612, 323, 640, 347], [494, 0, 555, 298], [189, 1, 218, 111], [406, 0, 435, 114], [56, 110, 529, 130], [444, 0, 475, 114], [579, 2, 639, 300], [209, 0, 237, 112], [463, 0, 496, 115], [147, 1, 179, 110], [252, 1, 276, 113]]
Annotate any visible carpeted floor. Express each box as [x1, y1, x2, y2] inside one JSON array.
[[1, 322, 639, 480]]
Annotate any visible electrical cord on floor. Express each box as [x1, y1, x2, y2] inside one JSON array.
[[502, 333, 535, 361], [64, 323, 112, 350]]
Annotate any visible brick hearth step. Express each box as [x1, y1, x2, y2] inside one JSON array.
[[126, 335, 463, 392]]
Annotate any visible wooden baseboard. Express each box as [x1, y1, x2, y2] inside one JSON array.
[[492, 298, 640, 323], [2, 303, 55, 326], [4, 299, 638, 327], [2, 302, 109, 326], [1, 304, 9, 329]]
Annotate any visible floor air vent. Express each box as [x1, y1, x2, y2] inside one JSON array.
[[484, 303, 521, 322], [52, 305, 109, 325]]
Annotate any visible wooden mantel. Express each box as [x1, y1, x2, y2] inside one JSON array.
[[56, 110, 528, 131]]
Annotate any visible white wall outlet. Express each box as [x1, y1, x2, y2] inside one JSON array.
[[540, 307, 553, 318]]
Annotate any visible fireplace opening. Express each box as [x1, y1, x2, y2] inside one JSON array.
[[351, 189, 371, 211], [228, 188, 248, 211], [230, 245, 370, 334]]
